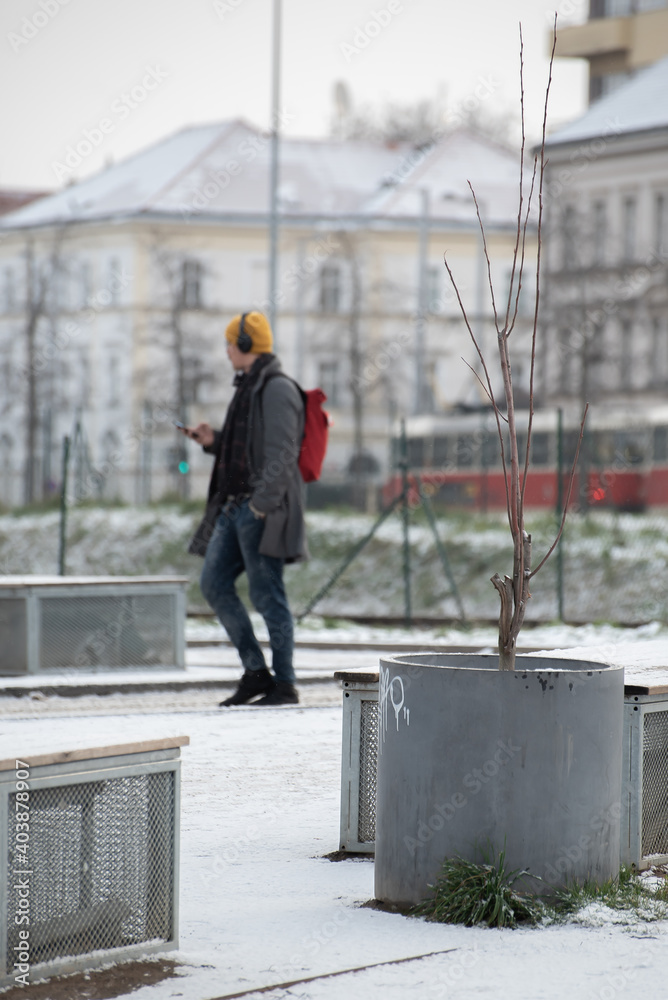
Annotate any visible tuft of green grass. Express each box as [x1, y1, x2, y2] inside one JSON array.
[[413, 859, 668, 931], [553, 864, 668, 921], [412, 849, 544, 929]]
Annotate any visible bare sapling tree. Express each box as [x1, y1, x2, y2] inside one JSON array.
[[443, 23, 587, 670]]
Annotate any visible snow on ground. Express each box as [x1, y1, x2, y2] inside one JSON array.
[[2, 623, 668, 999], [193, 612, 668, 654], [2, 700, 667, 1000]]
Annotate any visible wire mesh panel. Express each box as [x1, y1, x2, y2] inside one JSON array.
[[0, 578, 186, 674], [40, 594, 178, 670], [642, 710, 668, 859], [337, 674, 379, 854], [357, 699, 378, 845], [5, 770, 175, 975], [0, 599, 27, 673]]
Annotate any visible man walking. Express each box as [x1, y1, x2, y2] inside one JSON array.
[[183, 311, 306, 706]]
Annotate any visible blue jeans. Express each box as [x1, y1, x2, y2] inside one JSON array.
[[199, 499, 295, 684]]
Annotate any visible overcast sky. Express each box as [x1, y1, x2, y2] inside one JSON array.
[[0, 0, 588, 191]]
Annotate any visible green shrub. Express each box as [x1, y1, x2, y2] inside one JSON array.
[[413, 849, 543, 929]]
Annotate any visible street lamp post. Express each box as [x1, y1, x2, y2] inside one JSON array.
[[414, 188, 430, 415], [268, 0, 282, 343]]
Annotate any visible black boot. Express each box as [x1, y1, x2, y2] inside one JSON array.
[[219, 668, 275, 706], [254, 682, 299, 706]]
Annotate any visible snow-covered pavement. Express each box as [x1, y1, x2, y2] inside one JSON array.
[[1, 625, 668, 999]]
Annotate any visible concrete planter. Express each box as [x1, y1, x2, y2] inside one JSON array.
[[374, 652, 624, 907]]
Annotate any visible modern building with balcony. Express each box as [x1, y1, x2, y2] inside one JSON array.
[[556, 0, 668, 103]]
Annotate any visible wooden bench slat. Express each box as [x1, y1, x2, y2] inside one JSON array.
[[0, 735, 190, 772]]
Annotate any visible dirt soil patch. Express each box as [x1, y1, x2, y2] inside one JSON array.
[[0, 959, 180, 1000]]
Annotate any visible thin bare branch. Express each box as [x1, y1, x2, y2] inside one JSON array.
[[519, 21, 556, 530], [468, 183, 501, 336], [502, 23, 526, 335], [443, 252, 497, 407], [443, 251, 512, 516], [507, 155, 538, 341], [527, 18, 557, 445], [530, 403, 589, 579], [460, 358, 507, 417]]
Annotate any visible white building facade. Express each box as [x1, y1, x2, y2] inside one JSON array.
[[0, 121, 536, 507]]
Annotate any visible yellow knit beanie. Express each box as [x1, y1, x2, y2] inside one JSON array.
[[225, 312, 273, 353]]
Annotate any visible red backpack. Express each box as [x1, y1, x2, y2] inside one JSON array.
[[263, 375, 330, 482], [297, 387, 330, 482]]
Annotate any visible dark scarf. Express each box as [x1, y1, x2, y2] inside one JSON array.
[[216, 354, 273, 498]]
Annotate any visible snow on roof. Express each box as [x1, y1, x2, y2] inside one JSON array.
[[0, 120, 411, 229], [0, 121, 246, 228], [545, 55, 668, 147], [156, 130, 413, 219], [362, 128, 528, 225], [0, 122, 529, 232]]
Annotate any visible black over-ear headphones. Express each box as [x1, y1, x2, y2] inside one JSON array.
[[237, 312, 253, 353]]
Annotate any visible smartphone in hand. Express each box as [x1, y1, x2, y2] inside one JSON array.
[[172, 420, 186, 430]]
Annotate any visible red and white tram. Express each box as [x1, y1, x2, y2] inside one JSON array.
[[384, 405, 668, 512]]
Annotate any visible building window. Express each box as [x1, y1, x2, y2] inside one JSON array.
[[108, 257, 121, 307], [3, 268, 14, 312], [608, 0, 632, 14], [651, 317, 666, 386], [592, 200, 607, 266], [622, 197, 636, 262], [590, 321, 605, 378], [589, 0, 655, 17], [655, 193, 666, 256], [503, 267, 532, 316], [80, 261, 92, 308], [558, 328, 576, 394], [590, 69, 633, 103], [620, 319, 633, 389], [561, 205, 577, 270], [181, 259, 202, 309], [319, 264, 341, 313], [108, 355, 121, 408], [318, 359, 340, 407], [426, 265, 441, 312]]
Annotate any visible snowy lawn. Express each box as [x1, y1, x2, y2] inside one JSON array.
[[4, 504, 668, 623]]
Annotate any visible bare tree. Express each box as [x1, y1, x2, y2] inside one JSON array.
[[148, 242, 213, 498], [443, 23, 586, 670], [20, 229, 68, 503], [331, 84, 516, 148], [333, 94, 448, 146], [335, 231, 371, 502]]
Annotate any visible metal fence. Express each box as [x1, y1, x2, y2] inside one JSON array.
[[449, 508, 668, 626], [2, 499, 668, 628]]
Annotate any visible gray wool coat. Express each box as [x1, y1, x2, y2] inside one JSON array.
[[189, 356, 308, 563]]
